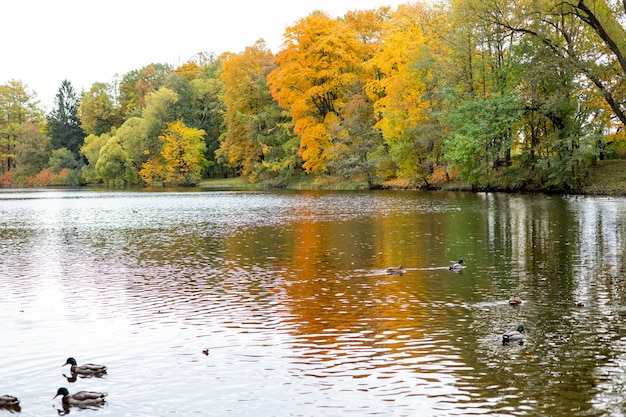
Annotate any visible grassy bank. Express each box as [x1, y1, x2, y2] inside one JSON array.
[[199, 160, 626, 196], [580, 160, 626, 196]]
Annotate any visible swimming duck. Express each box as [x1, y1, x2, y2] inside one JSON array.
[[502, 325, 525, 345], [448, 260, 465, 271], [508, 293, 522, 305], [54, 387, 107, 406], [63, 357, 107, 375], [0, 395, 20, 407], [385, 265, 406, 275]]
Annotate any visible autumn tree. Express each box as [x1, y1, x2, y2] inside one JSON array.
[[0, 80, 42, 173], [118, 63, 172, 118], [14, 121, 52, 178], [268, 12, 370, 174], [447, 0, 604, 190], [367, 3, 451, 182], [189, 57, 228, 178], [140, 120, 207, 185], [47, 80, 84, 158], [217, 40, 292, 179], [78, 82, 122, 136]]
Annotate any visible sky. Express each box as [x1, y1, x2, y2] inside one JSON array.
[[1, 0, 410, 111]]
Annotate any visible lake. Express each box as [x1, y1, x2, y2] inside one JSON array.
[[1, 188, 625, 416]]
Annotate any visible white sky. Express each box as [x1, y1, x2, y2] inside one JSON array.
[[1, 0, 409, 111]]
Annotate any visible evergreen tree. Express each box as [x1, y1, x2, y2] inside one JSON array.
[[47, 80, 84, 159]]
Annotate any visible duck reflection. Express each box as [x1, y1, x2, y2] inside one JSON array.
[[63, 371, 107, 383], [0, 403, 21, 413]]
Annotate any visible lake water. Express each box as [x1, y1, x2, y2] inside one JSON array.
[[1, 188, 626, 416]]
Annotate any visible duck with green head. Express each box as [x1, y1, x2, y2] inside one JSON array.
[[448, 259, 465, 271], [54, 387, 107, 406], [502, 325, 525, 345], [63, 357, 107, 375]]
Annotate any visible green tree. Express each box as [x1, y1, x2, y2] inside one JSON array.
[[118, 63, 172, 118], [78, 82, 122, 136], [0, 80, 42, 173], [95, 137, 135, 186], [47, 80, 84, 158], [441, 93, 522, 189], [189, 57, 227, 178], [48, 147, 79, 173], [14, 121, 52, 178], [80, 132, 111, 182]]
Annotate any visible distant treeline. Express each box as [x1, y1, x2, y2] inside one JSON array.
[[1, 0, 625, 192]]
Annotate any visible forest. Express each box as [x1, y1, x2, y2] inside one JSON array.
[[1, 0, 625, 192]]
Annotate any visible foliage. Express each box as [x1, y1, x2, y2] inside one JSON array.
[[140, 120, 207, 185], [268, 11, 369, 174], [15, 121, 52, 177], [440, 93, 522, 187], [48, 148, 79, 173], [3, 1, 626, 192], [78, 82, 122, 136], [217, 40, 295, 180], [47, 80, 84, 158], [0, 80, 42, 174]]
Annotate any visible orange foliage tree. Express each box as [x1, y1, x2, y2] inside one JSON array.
[[267, 12, 372, 174]]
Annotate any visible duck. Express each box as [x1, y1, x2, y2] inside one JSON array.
[[63, 357, 107, 375], [448, 259, 465, 271], [0, 395, 20, 407], [502, 325, 525, 345], [385, 265, 406, 275], [508, 293, 522, 305], [54, 387, 107, 406]]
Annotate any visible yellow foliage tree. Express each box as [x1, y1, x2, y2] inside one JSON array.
[[368, 3, 451, 177], [159, 120, 207, 185], [217, 40, 276, 176]]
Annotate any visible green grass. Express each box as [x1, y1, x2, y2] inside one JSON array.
[[199, 160, 626, 195], [580, 160, 626, 195]]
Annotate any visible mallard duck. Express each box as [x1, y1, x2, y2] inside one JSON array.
[[508, 293, 522, 305], [385, 265, 406, 275], [502, 325, 525, 345], [54, 387, 107, 406], [0, 395, 20, 407], [63, 357, 107, 375], [448, 259, 465, 271]]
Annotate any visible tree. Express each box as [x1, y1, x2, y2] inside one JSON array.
[[268, 12, 369, 174], [80, 132, 111, 182], [366, 3, 451, 181], [47, 80, 84, 158], [78, 82, 122, 136], [189, 57, 228, 178], [14, 121, 52, 178], [48, 148, 79, 173], [217, 40, 284, 177], [0, 80, 42, 173], [118, 63, 172, 118], [140, 120, 207, 185], [95, 137, 135, 186]]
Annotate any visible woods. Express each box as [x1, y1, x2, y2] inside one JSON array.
[[1, 0, 625, 191]]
